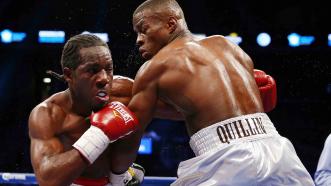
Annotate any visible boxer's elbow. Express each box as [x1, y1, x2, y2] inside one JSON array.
[[37, 177, 63, 186], [36, 163, 72, 186], [37, 174, 71, 186], [36, 172, 65, 186]]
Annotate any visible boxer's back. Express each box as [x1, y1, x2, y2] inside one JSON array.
[[153, 35, 264, 135]]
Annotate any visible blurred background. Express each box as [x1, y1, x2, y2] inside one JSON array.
[[0, 0, 330, 179]]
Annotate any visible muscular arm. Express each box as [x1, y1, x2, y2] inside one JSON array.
[[110, 76, 134, 106], [111, 75, 183, 120], [29, 104, 87, 186], [109, 63, 161, 174]]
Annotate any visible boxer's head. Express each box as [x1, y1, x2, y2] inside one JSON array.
[[61, 34, 113, 112], [133, 0, 188, 60]]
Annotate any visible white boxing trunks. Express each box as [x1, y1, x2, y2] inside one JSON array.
[[171, 113, 314, 186]]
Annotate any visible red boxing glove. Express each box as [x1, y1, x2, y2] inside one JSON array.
[[254, 69, 277, 112], [90, 101, 139, 141], [73, 101, 139, 164]]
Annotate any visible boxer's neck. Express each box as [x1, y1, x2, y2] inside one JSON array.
[[168, 29, 192, 44], [66, 89, 91, 117]]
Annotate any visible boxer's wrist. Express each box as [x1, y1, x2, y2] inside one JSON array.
[[73, 126, 110, 164], [109, 171, 132, 186], [109, 163, 145, 186]]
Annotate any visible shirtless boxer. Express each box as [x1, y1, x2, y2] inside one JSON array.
[[111, 0, 315, 185], [29, 34, 145, 186]]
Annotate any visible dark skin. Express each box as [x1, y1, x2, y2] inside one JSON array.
[[29, 46, 114, 186], [29, 45, 181, 186], [109, 6, 264, 174], [129, 9, 264, 135]]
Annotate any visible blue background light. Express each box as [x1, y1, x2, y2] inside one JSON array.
[[38, 31, 65, 43], [138, 137, 152, 155], [257, 32, 271, 47], [1, 29, 13, 43], [288, 33, 300, 47]]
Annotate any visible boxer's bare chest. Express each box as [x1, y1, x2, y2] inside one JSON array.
[[59, 113, 111, 178]]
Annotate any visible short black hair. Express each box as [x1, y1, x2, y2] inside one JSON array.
[[61, 34, 109, 70], [133, 0, 184, 19]]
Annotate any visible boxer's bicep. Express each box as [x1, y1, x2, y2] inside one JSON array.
[[128, 61, 162, 128], [30, 137, 64, 175], [110, 75, 134, 105], [29, 105, 87, 185], [129, 80, 158, 130], [29, 106, 65, 176]]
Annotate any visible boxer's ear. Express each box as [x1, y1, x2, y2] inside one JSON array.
[[167, 17, 177, 34], [63, 67, 73, 83]]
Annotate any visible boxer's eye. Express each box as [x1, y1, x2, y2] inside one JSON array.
[[88, 67, 99, 74], [141, 26, 147, 33], [137, 22, 147, 34]]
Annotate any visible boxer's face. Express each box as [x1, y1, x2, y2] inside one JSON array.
[[133, 10, 170, 60], [70, 46, 113, 111]]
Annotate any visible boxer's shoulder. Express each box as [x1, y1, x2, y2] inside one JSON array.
[[113, 75, 134, 82], [199, 35, 235, 49], [31, 96, 65, 119], [206, 35, 226, 40], [153, 48, 186, 66], [112, 76, 134, 94], [29, 92, 67, 135], [136, 59, 163, 79]]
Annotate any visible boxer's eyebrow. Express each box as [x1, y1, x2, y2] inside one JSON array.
[[134, 19, 144, 33]]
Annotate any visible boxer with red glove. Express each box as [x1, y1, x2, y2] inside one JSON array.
[[73, 101, 139, 164], [254, 69, 277, 112]]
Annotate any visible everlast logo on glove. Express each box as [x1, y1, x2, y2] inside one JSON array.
[[111, 102, 134, 124], [216, 117, 267, 144]]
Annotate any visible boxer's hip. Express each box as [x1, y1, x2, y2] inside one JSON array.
[[189, 112, 278, 156], [171, 113, 314, 185]]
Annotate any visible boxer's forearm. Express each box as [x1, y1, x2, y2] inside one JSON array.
[[111, 97, 184, 120], [109, 129, 144, 174], [35, 150, 87, 186]]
